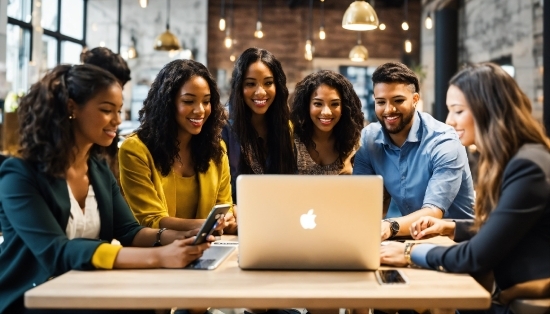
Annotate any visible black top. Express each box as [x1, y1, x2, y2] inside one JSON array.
[[426, 144, 550, 290], [0, 157, 144, 313]]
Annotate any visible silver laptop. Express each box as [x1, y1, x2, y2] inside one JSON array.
[[237, 175, 382, 270]]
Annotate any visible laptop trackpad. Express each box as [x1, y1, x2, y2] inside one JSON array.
[[185, 245, 236, 270]]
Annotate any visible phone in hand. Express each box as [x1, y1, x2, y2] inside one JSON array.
[[375, 269, 408, 285], [192, 204, 231, 245]]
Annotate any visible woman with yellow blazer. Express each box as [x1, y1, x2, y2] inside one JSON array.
[[119, 59, 236, 234]]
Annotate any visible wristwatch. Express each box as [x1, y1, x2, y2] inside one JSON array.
[[383, 219, 400, 239]]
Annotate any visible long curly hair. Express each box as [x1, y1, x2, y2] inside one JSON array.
[[18, 64, 119, 177], [290, 70, 364, 162], [449, 63, 550, 230], [228, 47, 296, 174], [136, 59, 224, 176]]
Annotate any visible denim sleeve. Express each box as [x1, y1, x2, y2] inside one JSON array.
[[353, 128, 375, 175], [422, 136, 467, 212]]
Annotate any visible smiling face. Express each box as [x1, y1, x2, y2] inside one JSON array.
[[71, 83, 123, 148], [175, 75, 212, 137], [446, 84, 476, 147], [242, 61, 276, 117], [374, 82, 418, 137], [309, 84, 342, 135]]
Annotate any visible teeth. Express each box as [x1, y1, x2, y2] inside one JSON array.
[[320, 118, 332, 123], [254, 100, 267, 105], [189, 119, 202, 123]]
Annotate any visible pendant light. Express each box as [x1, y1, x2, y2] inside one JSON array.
[[254, 0, 264, 38], [224, 0, 234, 49], [425, 12, 433, 29], [219, 0, 226, 31], [404, 39, 412, 53], [401, 0, 409, 31], [319, 0, 326, 40], [304, 0, 314, 61], [154, 0, 181, 51], [139, 0, 148, 8], [342, 1, 379, 31], [349, 32, 368, 62], [127, 35, 138, 59]]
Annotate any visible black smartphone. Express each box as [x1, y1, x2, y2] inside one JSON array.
[[192, 204, 231, 245], [375, 270, 408, 285]]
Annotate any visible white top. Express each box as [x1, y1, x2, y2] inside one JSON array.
[[65, 184, 101, 240]]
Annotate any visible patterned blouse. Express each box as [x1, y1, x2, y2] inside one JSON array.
[[295, 137, 344, 175]]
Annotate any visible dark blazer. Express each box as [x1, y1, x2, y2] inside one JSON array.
[[426, 144, 550, 290], [0, 157, 144, 313]]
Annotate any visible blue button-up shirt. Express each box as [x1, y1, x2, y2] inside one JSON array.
[[353, 111, 474, 219]]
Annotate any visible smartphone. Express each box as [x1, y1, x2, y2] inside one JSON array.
[[375, 269, 408, 285], [192, 204, 231, 245]]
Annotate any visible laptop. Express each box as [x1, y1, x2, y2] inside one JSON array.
[[237, 175, 383, 270], [185, 241, 237, 270]]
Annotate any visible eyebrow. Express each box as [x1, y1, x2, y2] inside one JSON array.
[[244, 76, 274, 80], [448, 103, 464, 107], [101, 101, 123, 109], [312, 97, 341, 101], [374, 96, 406, 100], [180, 93, 211, 97]]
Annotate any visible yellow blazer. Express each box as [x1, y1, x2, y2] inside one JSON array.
[[118, 134, 232, 228]]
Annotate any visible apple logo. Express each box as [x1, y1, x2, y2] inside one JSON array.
[[300, 209, 317, 229]]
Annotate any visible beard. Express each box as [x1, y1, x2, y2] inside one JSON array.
[[377, 110, 415, 134]]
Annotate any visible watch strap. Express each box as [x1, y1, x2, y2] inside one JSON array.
[[153, 228, 167, 247]]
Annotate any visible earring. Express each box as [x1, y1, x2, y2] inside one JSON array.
[[69, 114, 75, 120]]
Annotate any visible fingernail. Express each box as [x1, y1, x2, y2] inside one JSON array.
[[413, 231, 417, 235]]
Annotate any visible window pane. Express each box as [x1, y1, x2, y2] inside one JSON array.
[[41, 0, 59, 31], [6, 24, 31, 93], [60, 0, 84, 40], [61, 41, 83, 65], [7, 0, 32, 23], [41, 35, 58, 73]]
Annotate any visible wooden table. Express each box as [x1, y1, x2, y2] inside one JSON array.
[[25, 238, 491, 313]]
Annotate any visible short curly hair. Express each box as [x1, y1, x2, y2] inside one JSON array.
[[81, 47, 131, 87], [290, 70, 364, 161], [136, 59, 225, 176], [372, 62, 419, 93], [18, 64, 119, 177]]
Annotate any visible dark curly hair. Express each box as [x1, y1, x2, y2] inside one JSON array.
[[372, 62, 419, 93], [18, 64, 119, 177], [136, 59, 224, 176], [81, 47, 131, 86], [290, 70, 364, 162], [228, 47, 296, 174]]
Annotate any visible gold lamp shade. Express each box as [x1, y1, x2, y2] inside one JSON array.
[[349, 44, 368, 62], [154, 29, 181, 51], [342, 1, 379, 31]]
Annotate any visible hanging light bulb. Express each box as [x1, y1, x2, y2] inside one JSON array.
[[224, 33, 232, 48], [425, 12, 433, 29], [401, 21, 409, 31], [139, 0, 148, 8], [230, 53, 236, 62], [379, 23, 386, 30], [404, 39, 412, 53], [349, 32, 368, 62], [305, 39, 312, 53], [254, 21, 264, 38], [219, 0, 226, 31], [319, 26, 326, 40], [304, 39, 313, 61]]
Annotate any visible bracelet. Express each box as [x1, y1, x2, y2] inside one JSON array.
[[153, 228, 167, 247], [404, 242, 417, 267]]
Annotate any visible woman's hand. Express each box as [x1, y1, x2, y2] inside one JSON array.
[[223, 208, 238, 235], [380, 241, 408, 267], [410, 216, 456, 240], [157, 236, 213, 268]]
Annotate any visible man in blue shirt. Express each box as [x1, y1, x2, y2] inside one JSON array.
[[353, 62, 474, 240]]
